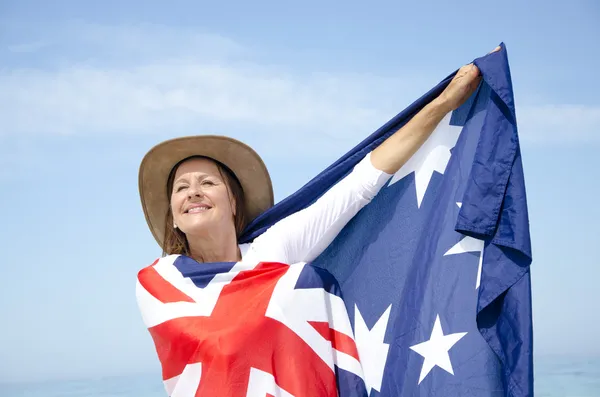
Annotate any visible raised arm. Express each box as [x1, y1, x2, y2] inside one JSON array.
[[246, 60, 487, 265], [247, 152, 391, 264], [371, 63, 482, 174]]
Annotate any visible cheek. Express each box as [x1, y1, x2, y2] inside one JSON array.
[[170, 195, 183, 219], [214, 189, 235, 215]]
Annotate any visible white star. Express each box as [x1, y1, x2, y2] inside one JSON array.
[[409, 315, 467, 384], [354, 304, 392, 395], [444, 203, 485, 288], [388, 113, 462, 207]]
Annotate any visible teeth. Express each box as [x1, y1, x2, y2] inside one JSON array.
[[187, 206, 209, 213]]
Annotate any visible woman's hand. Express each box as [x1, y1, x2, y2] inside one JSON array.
[[370, 46, 502, 175], [437, 63, 481, 113], [437, 46, 501, 113]]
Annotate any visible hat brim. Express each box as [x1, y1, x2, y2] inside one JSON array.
[[138, 135, 274, 250]]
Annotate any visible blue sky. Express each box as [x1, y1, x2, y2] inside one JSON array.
[[1, 0, 598, 383]]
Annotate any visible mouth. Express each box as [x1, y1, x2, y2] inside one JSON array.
[[184, 205, 212, 214]]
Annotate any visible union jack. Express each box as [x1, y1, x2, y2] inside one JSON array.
[[136, 254, 365, 396]]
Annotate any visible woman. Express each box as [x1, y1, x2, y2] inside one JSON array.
[[137, 60, 487, 396]]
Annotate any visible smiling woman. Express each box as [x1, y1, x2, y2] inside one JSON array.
[[164, 155, 247, 261], [135, 59, 488, 396]]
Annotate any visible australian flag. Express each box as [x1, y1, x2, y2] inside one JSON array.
[[242, 43, 533, 396]]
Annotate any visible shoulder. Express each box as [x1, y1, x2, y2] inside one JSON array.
[[240, 240, 288, 263], [137, 255, 180, 279]]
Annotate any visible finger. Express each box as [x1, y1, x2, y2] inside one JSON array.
[[488, 46, 501, 54], [462, 64, 478, 78], [458, 64, 474, 76], [471, 74, 482, 89]]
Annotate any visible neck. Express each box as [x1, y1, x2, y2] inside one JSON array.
[[187, 226, 241, 263]]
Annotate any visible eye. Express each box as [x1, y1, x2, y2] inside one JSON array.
[[175, 185, 188, 192], [201, 180, 216, 186]]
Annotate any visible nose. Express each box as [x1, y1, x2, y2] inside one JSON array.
[[187, 183, 204, 198]]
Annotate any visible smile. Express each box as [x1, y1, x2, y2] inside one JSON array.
[[185, 206, 211, 214]]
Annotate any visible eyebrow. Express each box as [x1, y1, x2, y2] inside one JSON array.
[[174, 174, 216, 185], [173, 177, 189, 185]]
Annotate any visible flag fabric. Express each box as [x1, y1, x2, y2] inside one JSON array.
[[137, 43, 533, 397], [136, 257, 366, 396], [241, 43, 533, 396]]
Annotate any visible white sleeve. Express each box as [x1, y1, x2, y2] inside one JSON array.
[[247, 152, 392, 264]]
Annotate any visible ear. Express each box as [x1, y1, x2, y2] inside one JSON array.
[[225, 182, 237, 216], [230, 196, 237, 216]]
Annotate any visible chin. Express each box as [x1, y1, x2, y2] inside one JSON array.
[[180, 218, 216, 236], [182, 224, 210, 235]]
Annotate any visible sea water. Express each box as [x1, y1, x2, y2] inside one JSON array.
[[534, 356, 600, 397], [1, 356, 598, 396]]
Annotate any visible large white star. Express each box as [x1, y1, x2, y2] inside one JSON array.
[[354, 304, 392, 395], [388, 113, 462, 207], [444, 203, 485, 289], [409, 315, 467, 384]]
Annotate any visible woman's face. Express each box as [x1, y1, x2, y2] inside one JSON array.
[[170, 157, 236, 238]]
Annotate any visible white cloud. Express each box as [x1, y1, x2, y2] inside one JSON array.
[[1, 22, 596, 156], [0, 62, 413, 163], [0, 63, 394, 135], [0, 23, 422, 159], [0, 60, 379, 133]]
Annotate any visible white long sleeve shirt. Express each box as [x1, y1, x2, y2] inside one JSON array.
[[239, 153, 392, 264]]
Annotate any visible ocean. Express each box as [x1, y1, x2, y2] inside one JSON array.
[[1, 356, 598, 397], [534, 356, 600, 397]]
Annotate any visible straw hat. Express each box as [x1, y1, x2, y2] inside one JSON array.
[[138, 135, 274, 249]]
